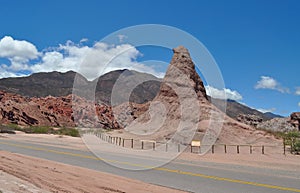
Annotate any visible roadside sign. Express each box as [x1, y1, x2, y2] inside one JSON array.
[[191, 140, 201, 147]]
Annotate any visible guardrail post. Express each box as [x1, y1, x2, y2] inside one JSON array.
[[291, 138, 294, 154], [250, 145, 252, 154], [283, 138, 286, 155], [141, 141, 144, 149], [166, 143, 168, 152], [153, 142, 155, 150], [262, 146, 265, 154], [131, 139, 134, 148], [224, 145, 227, 154], [212, 145, 214, 154], [237, 145, 240, 154], [122, 139, 125, 147]]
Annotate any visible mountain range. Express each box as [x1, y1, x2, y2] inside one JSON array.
[[0, 70, 282, 121]]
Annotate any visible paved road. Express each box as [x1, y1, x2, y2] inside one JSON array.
[[0, 137, 300, 193]]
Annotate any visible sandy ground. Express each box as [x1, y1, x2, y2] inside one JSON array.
[[0, 151, 185, 193], [1, 133, 299, 192], [0, 170, 49, 193]]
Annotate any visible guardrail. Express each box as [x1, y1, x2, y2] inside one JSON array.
[[86, 131, 286, 155]]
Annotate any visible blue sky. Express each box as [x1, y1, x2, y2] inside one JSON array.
[[0, 0, 300, 116]]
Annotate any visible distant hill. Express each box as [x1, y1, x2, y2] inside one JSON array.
[[209, 97, 283, 121], [93, 69, 161, 105], [263, 112, 283, 119], [0, 70, 161, 105], [0, 71, 85, 97]]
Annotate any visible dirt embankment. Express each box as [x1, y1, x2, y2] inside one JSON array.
[[0, 151, 185, 193]]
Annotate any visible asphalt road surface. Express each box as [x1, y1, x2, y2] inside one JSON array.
[[0, 137, 300, 193]]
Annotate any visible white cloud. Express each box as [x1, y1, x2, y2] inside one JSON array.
[[0, 37, 164, 80], [295, 87, 300, 95], [257, 108, 276, 113], [255, 76, 289, 93], [0, 64, 27, 78], [0, 36, 39, 63], [79, 38, 88, 43], [205, 85, 243, 101]]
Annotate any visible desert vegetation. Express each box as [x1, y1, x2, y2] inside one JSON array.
[[0, 124, 80, 137], [284, 131, 300, 154]]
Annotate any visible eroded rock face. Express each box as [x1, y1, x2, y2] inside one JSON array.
[[237, 114, 263, 127], [0, 91, 120, 129], [115, 46, 277, 146], [117, 46, 210, 141], [290, 112, 300, 131], [158, 46, 207, 101], [257, 118, 296, 132]]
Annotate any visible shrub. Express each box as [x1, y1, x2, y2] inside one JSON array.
[[6, 123, 21, 130], [1, 124, 80, 137], [292, 140, 300, 154], [24, 126, 51, 134], [57, 127, 80, 137], [284, 131, 300, 154]]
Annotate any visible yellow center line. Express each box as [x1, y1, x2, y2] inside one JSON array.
[[1, 140, 300, 192]]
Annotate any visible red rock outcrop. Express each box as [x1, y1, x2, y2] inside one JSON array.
[[0, 91, 120, 129]]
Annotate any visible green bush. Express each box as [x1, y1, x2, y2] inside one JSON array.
[[284, 131, 300, 154], [286, 131, 300, 138], [57, 127, 80, 137], [292, 140, 300, 153], [32, 126, 51, 134], [6, 123, 21, 130], [0, 124, 80, 137]]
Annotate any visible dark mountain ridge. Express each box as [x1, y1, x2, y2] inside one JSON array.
[[0, 70, 161, 105], [209, 97, 283, 121]]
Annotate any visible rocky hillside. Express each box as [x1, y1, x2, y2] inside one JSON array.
[[210, 98, 282, 121], [94, 69, 161, 105], [255, 112, 300, 132], [0, 70, 161, 105], [0, 91, 120, 129], [0, 71, 86, 97]]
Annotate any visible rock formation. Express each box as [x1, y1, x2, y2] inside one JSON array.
[[289, 112, 300, 131], [113, 46, 280, 146], [249, 112, 300, 133], [237, 114, 263, 127], [0, 91, 120, 129], [257, 117, 296, 132]]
